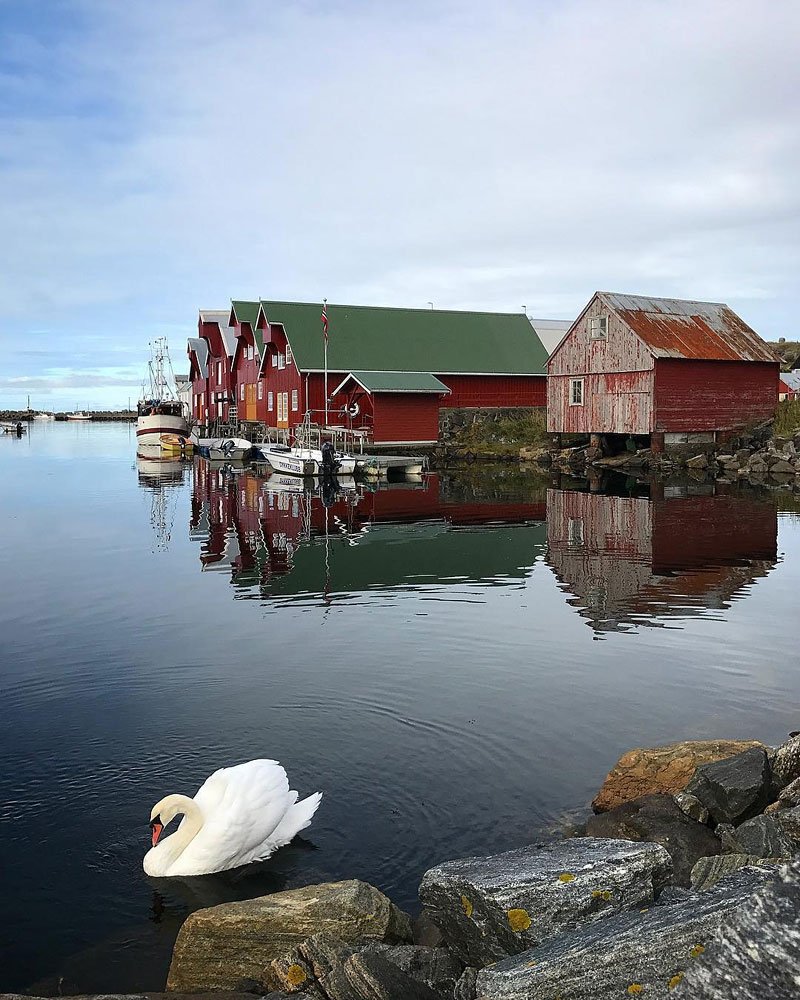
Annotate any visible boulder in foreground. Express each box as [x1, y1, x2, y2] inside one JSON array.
[[685, 747, 771, 825], [477, 866, 777, 1000], [419, 837, 672, 966], [584, 793, 721, 886], [592, 740, 764, 813], [673, 860, 800, 999], [166, 879, 412, 993]]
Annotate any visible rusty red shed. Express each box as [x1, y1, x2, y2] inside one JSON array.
[[547, 292, 779, 447]]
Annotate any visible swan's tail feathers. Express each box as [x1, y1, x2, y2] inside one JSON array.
[[271, 791, 323, 849]]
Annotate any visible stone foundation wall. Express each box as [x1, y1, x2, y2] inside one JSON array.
[[439, 405, 544, 438]]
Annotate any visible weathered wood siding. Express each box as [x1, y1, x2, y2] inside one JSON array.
[[547, 294, 654, 434], [654, 359, 779, 432], [547, 370, 654, 435]]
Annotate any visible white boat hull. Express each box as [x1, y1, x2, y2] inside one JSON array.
[[208, 438, 253, 461], [259, 446, 314, 476], [136, 412, 188, 446]]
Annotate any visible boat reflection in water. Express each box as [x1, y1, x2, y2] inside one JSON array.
[[136, 448, 188, 551], [546, 480, 778, 634], [190, 461, 548, 598]]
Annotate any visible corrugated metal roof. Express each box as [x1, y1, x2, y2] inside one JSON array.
[[187, 337, 208, 378], [530, 318, 572, 355], [600, 292, 778, 363], [781, 370, 800, 391], [335, 371, 451, 394]]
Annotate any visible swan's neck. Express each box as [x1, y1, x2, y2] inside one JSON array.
[[149, 795, 203, 872]]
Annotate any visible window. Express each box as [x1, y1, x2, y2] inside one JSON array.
[[268, 391, 274, 411], [240, 383, 245, 401], [277, 352, 285, 370], [258, 382, 263, 400], [291, 389, 298, 411], [570, 378, 584, 405], [249, 345, 255, 361], [216, 360, 222, 382], [568, 518, 584, 546], [590, 316, 608, 341], [286, 343, 292, 365]]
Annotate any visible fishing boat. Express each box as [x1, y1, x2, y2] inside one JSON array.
[[67, 411, 91, 421], [136, 337, 188, 446]]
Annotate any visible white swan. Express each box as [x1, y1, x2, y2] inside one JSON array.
[[143, 759, 322, 877]]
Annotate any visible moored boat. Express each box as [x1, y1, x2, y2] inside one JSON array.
[[208, 437, 255, 461], [258, 443, 315, 476], [67, 411, 91, 421], [160, 433, 194, 457], [136, 337, 188, 446]]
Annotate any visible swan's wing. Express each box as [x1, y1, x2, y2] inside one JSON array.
[[181, 760, 294, 872]]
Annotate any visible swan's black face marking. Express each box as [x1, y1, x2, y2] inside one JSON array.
[[150, 816, 163, 847]]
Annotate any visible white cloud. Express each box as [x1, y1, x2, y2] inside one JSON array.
[[1, 0, 799, 405]]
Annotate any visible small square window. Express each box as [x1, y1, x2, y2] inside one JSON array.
[[590, 316, 608, 341], [570, 379, 584, 405]]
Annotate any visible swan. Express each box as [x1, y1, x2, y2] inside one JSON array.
[[143, 759, 322, 877]]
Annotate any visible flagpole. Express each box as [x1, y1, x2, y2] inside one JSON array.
[[323, 298, 328, 428]]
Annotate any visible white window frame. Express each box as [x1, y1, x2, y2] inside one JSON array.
[[216, 360, 222, 382], [286, 343, 292, 365], [291, 389, 298, 411], [240, 383, 245, 401], [258, 382, 263, 400], [277, 352, 286, 370], [570, 378, 584, 406], [267, 391, 274, 412], [590, 315, 608, 341]]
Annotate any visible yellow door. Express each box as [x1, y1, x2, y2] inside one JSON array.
[[277, 392, 289, 429], [245, 384, 257, 421]]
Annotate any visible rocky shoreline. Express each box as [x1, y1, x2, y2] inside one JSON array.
[[9, 734, 800, 1000], [521, 421, 800, 492]]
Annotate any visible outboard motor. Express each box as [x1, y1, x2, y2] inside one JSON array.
[[15, 422, 23, 437], [320, 440, 339, 477]]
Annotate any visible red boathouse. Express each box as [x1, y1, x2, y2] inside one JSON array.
[[224, 300, 550, 445], [547, 292, 779, 449]]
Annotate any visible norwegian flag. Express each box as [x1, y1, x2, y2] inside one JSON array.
[[321, 300, 329, 342]]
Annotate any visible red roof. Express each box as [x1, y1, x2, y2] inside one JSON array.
[[601, 292, 778, 363]]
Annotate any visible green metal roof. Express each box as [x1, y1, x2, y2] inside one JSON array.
[[336, 371, 450, 394], [231, 300, 260, 327], [254, 300, 548, 375]]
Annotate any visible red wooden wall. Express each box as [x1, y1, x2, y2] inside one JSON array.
[[436, 374, 546, 408], [654, 359, 779, 433], [372, 394, 441, 443], [202, 321, 233, 422]]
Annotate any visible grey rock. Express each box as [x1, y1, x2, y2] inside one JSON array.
[[770, 459, 796, 475], [412, 911, 445, 948], [419, 837, 672, 966], [772, 734, 800, 789], [778, 774, 800, 808], [476, 866, 778, 1000], [332, 949, 445, 1000], [584, 794, 720, 886], [672, 860, 800, 999], [374, 945, 463, 998], [454, 968, 478, 1000], [778, 804, 800, 847], [685, 747, 771, 824], [166, 880, 412, 993], [690, 854, 782, 890], [675, 791, 710, 825], [733, 814, 796, 858], [715, 822, 745, 853], [686, 454, 709, 469]]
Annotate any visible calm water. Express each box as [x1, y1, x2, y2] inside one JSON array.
[[1, 423, 798, 993]]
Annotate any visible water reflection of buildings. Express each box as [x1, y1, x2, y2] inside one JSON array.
[[190, 462, 548, 596], [546, 484, 778, 633]]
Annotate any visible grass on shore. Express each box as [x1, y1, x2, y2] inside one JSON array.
[[448, 410, 548, 458], [773, 399, 800, 438]]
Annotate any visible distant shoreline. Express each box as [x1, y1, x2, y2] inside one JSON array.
[[0, 410, 137, 422]]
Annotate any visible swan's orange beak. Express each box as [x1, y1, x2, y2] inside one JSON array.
[[150, 820, 163, 847]]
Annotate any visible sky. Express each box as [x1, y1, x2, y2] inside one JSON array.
[[0, 0, 798, 410]]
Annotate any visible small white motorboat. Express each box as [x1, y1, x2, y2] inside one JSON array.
[[1, 421, 26, 434], [208, 437, 255, 461], [67, 412, 92, 421], [33, 413, 55, 421], [259, 444, 315, 476]]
